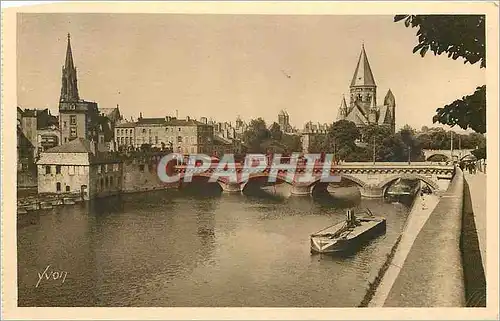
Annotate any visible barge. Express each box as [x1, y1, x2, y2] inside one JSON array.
[[310, 208, 386, 254]]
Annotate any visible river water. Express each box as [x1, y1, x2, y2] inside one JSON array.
[[17, 186, 412, 307]]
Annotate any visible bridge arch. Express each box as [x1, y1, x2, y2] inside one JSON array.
[[377, 173, 440, 193], [338, 174, 367, 189], [426, 153, 450, 162]]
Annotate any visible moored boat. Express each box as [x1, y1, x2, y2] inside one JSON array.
[[310, 208, 386, 254]]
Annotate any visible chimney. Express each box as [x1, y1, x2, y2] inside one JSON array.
[[186, 116, 190, 121]]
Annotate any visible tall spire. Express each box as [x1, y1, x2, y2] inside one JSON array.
[[65, 33, 75, 71], [350, 44, 376, 87], [60, 33, 80, 102]]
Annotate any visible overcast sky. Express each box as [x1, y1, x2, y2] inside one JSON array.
[[17, 13, 485, 131]]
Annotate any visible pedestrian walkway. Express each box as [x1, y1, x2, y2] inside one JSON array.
[[369, 193, 440, 307], [464, 172, 487, 272]]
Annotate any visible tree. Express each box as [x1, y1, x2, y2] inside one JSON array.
[[269, 122, 283, 141], [281, 133, 302, 153], [361, 124, 393, 162], [395, 15, 486, 133], [242, 118, 271, 153]]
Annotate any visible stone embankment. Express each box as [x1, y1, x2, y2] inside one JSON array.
[[383, 169, 466, 307], [365, 187, 440, 307]]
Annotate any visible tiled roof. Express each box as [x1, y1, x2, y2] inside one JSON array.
[[350, 45, 376, 87], [137, 118, 167, 125], [44, 138, 93, 153], [116, 122, 137, 128], [167, 119, 208, 126]]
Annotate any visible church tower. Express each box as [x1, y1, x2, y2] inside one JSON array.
[[60, 33, 80, 102], [58, 34, 100, 145], [349, 44, 376, 115]]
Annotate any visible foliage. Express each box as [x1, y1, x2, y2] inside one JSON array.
[[394, 15, 486, 133], [471, 147, 486, 160], [394, 15, 485, 67], [415, 127, 486, 150], [281, 133, 302, 153], [242, 118, 301, 153], [433, 86, 486, 134], [242, 118, 271, 153], [269, 122, 283, 141]]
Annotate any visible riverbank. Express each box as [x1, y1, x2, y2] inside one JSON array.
[[367, 191, 440, 307]]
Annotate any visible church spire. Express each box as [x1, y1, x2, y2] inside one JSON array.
[[60, 33, 80, 102], [350, 44, 376, 87]]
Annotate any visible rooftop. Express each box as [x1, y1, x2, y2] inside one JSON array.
[[44, 138, 93, 154]]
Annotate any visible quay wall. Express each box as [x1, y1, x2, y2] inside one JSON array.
[[384, 168, 465, 307], [461, 178, 486, 307], [121, 158, 179, 193], [17, 170, 37, 188]]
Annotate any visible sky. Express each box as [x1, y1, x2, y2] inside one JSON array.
[[17, 13, 485, 131]]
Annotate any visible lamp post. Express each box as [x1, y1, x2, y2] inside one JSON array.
[[450, 131, 454, 162]]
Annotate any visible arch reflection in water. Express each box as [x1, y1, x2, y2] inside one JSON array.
[[18, 183, 413, 307]]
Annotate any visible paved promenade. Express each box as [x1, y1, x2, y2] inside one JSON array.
[[369, 192, 440, 307], [464, 172, 487, 272]]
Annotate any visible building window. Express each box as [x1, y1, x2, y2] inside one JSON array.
[[56, 182, 61, 192], [191, 136, 195, 144], [69, 166, 75, 175], [45, 166, 51, 174], [177, 136, 182, 143], [64, 138, 67, 143], [178, 127, 181, 131], [70, 127, 77, 138], [110, 176, 114, 187], [101, 165, 106, 173], [70, 115, 76, 125], [66, 185, 70, 192], [97, 165, 101, 174], [142, 129, 146, 133], [105, 177, 109, 188], [100, 178, 104, 190], [139, 164, 145, 172], [155, 136, 158, 144], [56, 165, 61, 174], [64, 121, 67, 128], [125, 137, 129, 145]]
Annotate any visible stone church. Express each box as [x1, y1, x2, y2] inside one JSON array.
[[336, 45, 396, 133]]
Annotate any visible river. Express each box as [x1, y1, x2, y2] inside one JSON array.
[[17, 185, 412, 307]]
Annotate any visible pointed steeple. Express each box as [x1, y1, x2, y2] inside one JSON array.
[[65, 33, 75, 70], [384, 89, 395, 107], [350, 44, 376, 87], [337, 95, 349, 120], [60, 33, 80, 102]]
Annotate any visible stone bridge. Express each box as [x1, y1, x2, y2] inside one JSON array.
[[173, 162, 455, 198], [422, 149, 475, 161]]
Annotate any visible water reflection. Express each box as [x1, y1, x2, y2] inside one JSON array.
[[18, 186, 412, 307]]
